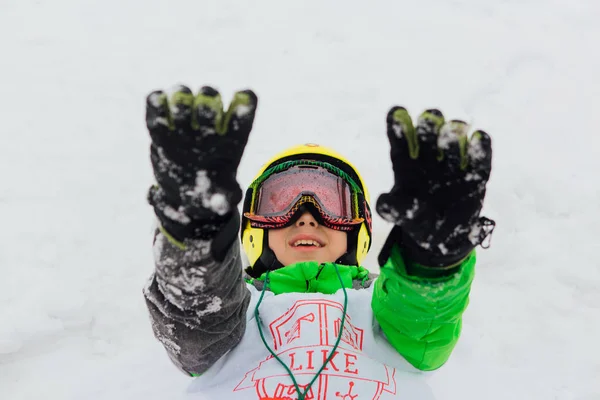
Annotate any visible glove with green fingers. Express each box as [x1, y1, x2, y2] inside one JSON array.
[[377, 107, 495, 276], [145, 85, 258, 254]]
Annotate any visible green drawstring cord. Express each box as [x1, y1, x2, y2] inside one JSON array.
[[361, 274, 369, 287], [254, 265, 349, 400]]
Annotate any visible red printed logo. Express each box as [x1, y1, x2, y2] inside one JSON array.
[[234, 299, 397, 399]]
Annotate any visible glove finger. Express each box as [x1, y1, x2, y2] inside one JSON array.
[[146, 90, 173, 141], [376, 192, 427, 229], [212, 89, 258, 164], [467, 130, 493, 181], [221, 89, 258, 142], [376, 192, 407, 224], [194, 86, 224, 136], [170, 85, 195, 132], [415, 108, 444, 162], [438, 120, 469, 172], [386, 106, 417, 159]]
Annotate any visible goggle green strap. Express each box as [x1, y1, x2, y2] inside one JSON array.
[[249, 160, 363, 194]]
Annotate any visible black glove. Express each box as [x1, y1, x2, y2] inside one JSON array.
[[145, 85, 257, 256], [376, 107, 495, 276]]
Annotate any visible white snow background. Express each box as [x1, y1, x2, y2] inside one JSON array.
[[1, 0, 599, 399]]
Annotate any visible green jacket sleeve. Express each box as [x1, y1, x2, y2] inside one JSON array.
[[371, 244, 476, 371]]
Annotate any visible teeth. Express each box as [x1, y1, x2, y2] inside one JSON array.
[[293, 239, 321, 247]]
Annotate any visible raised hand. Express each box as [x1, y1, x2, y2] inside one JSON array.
[[377, 107, 494, 270], [145, 85, 258, 242]]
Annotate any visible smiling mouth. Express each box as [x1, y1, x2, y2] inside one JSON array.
[[292, 239, 323, 248]]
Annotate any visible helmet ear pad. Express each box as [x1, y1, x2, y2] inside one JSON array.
[[335, 228, 360, 267], [244, 232, 283, 278]]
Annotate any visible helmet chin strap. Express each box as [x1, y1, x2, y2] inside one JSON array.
[[246, 205, 360, 278], [335, 231, 359, 266]]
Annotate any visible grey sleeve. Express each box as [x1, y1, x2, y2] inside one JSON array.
[[143, 231, 251, 376]]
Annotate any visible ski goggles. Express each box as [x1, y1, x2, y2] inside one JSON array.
[[243, 160, 368, 231]]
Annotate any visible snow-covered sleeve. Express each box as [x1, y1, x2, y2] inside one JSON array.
[[143, 226, 251, 376]]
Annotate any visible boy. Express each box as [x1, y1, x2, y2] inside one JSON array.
[[143, 85, 494, 400]]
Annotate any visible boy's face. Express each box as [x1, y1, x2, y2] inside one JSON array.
[[268, 211, 347, 266]]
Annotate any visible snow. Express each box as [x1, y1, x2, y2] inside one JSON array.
[[205, 192, 230, 216], [192, 171, 212, 195], [405, 198, 420, 220], [1, 0, 599, 399], [392, 123, 404, 139], [467, 134, 486, 162], [163, 205, 191, 225], [235, 105, 253, 118], [438, 122, 464, 150], [148, 92, 165, 108]]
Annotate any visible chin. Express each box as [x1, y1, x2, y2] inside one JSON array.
[[287, 254, 331, 265]]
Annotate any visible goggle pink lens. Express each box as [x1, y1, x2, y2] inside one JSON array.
[[254, 166, 354, 220]]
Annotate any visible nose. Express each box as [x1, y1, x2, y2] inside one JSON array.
[[295, 211, 318, 228]]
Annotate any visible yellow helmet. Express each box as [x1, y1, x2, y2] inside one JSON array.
[[241, 144, 372, 276]]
